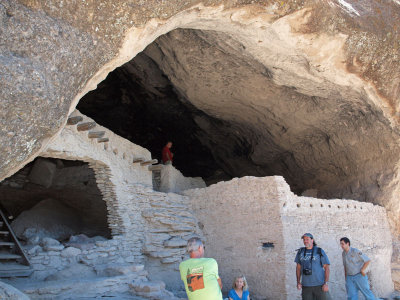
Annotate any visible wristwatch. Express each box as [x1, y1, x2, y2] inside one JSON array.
[[324, 282, 329, 285]]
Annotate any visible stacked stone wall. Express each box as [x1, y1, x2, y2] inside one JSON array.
[[184, 176, 287, 300], [184, 176, 393, 300], [277, 178, 393, 299], [27, 237, 142, 280], [36, 110, 202, 289], [158, 164, 206, 194]]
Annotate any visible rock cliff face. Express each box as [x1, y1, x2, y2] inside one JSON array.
[[1, 1, 400, 228]]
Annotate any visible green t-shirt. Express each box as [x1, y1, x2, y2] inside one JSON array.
[[179, 257, 222, 300]]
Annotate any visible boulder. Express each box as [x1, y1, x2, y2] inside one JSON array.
[[129, 280, 180, 300], [65, 234, 104, 250], [44, 263, 96, 281], [11, 199, 81, 240], [61, 247, 82, 258], [28, 158, 56, 188], [0, 281, 30, 300]]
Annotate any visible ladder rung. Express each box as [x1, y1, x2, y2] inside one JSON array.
[[0, 242, 14, 247], [0, 253, 21, 260]]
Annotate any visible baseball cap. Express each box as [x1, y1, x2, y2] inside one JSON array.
[[301, 233, 314, 239]]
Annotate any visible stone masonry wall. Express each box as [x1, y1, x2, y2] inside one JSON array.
[[26, 236, 143, 281], [139, 188, 204, 292], [158, 164, 206, 194], [278, 179, 393, 299], [184, 177, 287, 300], [184, 176, 393, 300], [36, 110, 203, 288]]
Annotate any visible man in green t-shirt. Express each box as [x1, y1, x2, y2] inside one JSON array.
[[179, 237, 223, 300]]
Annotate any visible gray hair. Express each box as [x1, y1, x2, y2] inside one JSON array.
[[186, 237, 203, 253]]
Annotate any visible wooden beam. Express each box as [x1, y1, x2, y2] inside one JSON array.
[[77, 122, 96, 131], [148, 164, 163, 171], [140, 159, 158, 166], [67, 116, 83, 125], [88, 131, 105, 138], [132, 159, 144, 163], [97, 138, 109, 143]]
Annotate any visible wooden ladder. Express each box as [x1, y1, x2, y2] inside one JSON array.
[[0, 209, 33, 277]]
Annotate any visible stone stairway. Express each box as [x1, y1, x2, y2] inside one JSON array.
[[66, 113, 159, 170], [0, 209, 33, 277]]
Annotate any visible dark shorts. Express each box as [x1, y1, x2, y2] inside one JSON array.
[[302, 285, 331, 300]]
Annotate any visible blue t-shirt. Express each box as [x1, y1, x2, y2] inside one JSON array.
[[228, 289, 249, 300], [294, 247, 330, 287]]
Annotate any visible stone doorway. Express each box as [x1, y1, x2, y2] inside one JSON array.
[[0, 157, 112, 243]]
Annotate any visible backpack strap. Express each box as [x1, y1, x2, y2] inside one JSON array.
[[317, 247, 323, 267]]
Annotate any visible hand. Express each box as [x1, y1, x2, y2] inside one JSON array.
[[322, 283, 329, 292], [297, 283, 302, 290], [361, 270, 366, 276]]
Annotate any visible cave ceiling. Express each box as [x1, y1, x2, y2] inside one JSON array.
[[80, 28, 399, 201]]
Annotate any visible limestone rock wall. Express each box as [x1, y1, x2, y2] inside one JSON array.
[[185, 176, 393, 300]]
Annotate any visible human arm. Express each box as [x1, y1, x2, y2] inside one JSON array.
[[218, 277, 222, 290], [360, 260, 370, 276], [322, 264, 330, 292], [167, 149, 173, 160], [296, 263, 302, 290]]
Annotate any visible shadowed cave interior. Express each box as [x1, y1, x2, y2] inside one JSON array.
[[0, 157, 111, 241], [78, 28, 399, 202]]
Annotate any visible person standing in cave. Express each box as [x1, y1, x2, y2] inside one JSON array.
[[162, 141, 174, 165], [295, 233, 331, 300], [179, 237, 223, 300], [340, 237, 377, 300]]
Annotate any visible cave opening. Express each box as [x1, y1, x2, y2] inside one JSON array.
[[78, 28, 398, 201], [0, 157, 112, 242]]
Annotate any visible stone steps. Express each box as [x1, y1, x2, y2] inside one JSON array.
[[67, 113, 158, 169], [0, 262, 33, 277]]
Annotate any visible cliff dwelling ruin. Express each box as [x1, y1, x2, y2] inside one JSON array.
[[0, 0, 399, 299]]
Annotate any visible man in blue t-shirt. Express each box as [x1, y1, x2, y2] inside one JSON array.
[[295, 233, 331, 300]]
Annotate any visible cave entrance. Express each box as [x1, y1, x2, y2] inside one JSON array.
[[0, 157, 112, 243], [78, 28, 398, 203]]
